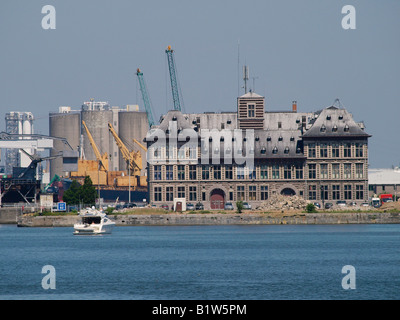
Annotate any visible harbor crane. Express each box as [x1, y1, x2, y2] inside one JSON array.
[[165, 45, 183, 112], [107, 122, 142, 177], [136, 68, 155, 128], [82, 120, 109, 172]]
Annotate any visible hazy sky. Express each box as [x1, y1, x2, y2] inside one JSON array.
[[1, 0, 399, 168]]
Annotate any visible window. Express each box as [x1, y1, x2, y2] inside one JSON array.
[[154, 187, 162, 201], [272, 165, 280, 179], [189, 186, 197, 201], [355, 143, 363, 157], [308, 185, 317, 200], [261, 186, 268, 201], [225, 166, 233, 179], [295, 165, 303, 179], [213, 165, 221, 180], [177, 186, 185, 198], [237, 186, 245, 201], [260, 165, 268, 179], [166, 186, 174, 201], [166, 165, 174, 180], [248, 104, 255, 118], [249, 185, 257, 201], [355, 163, 364, 179], [343, 143, 352, 157], [356, 185, 364, 200], [320, 143, 328, 158], [320, 164, 328, 179], [202, 165, 210, 180], [153, 146, 161, 159], [308, 164, 316, 179], [332, 185, 340, 200], [278, 122, 282, 129], [189, 165, 197, 180], [177, 165, 185, 180], [284, 165, 292, 179], [332, 164, 340, 179], [248, 169, 256, 180], [344, 185, 352, 200], [308, 143, 316, 158], [153, 165, 161, 180], [321, 185, 328, 201], [237, 166, 245, 180], [344, 164, 352, 179], [332, 143, 340, 157]]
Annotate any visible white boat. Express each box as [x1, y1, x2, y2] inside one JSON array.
[[73, 207, 116, 235]]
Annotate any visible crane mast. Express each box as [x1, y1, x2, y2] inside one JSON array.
[[107, 122, 142, 176], [82, 120, 108, 172], [136, 68, 155, 128], [165, 45, 182, 111]]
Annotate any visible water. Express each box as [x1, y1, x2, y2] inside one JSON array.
[[0, 224, 399, 300]]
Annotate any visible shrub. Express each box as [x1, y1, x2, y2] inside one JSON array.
[[236, 201, 244, 213], [306, 203, 317, 213]]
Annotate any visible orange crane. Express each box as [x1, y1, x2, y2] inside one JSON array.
[[82, 120, 109, 172]]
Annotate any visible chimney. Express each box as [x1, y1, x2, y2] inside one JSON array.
[[292, 101, 297, 112]]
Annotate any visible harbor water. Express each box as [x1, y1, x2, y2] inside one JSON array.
[[0, 224, 399, 300]]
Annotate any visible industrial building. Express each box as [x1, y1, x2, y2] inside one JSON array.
[[368, 168, 400, 199], [146, 92, 371, 210], [49, 101, 149, 189]]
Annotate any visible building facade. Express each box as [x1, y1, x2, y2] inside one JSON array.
[[146, 93, 371, 209]]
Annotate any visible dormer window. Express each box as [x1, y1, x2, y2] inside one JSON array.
[[339, 115, 343, 120], [272, 146, 278, 154], [278, 136, 283, 141], [332, 125, 338, 132], [284, 147, 289, 154], [247, 104, 255, 118], [290, 136, 295, 142], [255, 136, 260, 141], [209, 137, 212, 142], [326, 115, 331, 120], [267, 136, 271, 142], [320, 125, 326, 132], [261, 147, 266, 154], [172, 116, 177, 121], [296, 147, 301, 154], [227, 119, 232, 124], [220, 136, 224, 142], [344, 124, 349, 132]]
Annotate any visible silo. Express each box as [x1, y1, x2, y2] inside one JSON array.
[[49, 111, 80, 177], [118, 111, 149, 176], [81, 110, 113, 166], [20, 112, 34, 167]]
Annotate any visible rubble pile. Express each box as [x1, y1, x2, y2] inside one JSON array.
[[256, 194, 310, 211]]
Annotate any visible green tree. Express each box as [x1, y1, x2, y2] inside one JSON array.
[[236, 201, 244, 213], [306, 203, 317, 213], [62, 180, 81, 205], [80, 176, 97, 205]]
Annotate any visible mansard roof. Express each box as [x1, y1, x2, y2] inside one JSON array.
[[301, 106, 370, 139]]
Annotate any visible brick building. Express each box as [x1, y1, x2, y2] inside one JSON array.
[[146, 92, 371, 210]]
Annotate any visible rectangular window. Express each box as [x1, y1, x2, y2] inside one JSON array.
[[308, 164, 316, 179], [202, 165, 210, 180], [332, 164, 340, 179], [332, 143, 340, 158], [248, 104, 255, 118], [308, 185, 317, 200], [295, 165, 303, 179], [153, 165, 162, 180], [320, 164, 328, 179], [225, 166, 233, 179], [177, 165, 185, 180], [177, 186, 185, 198], [166, 186, 174, 201], [237, 186, 245, 201], [154, 187, 162, 202], [344, 164, 352, 179], [249, 185, 257, 201], [261, 185, 268, 201], [260, 165, 268, 179], [189, 186, 197, 201], [343, 143, 352, 157], [213, 165, 221, 180], [308, 143, 316, 158], [237, 166, 245, 180], [321, 185, 328, 201], [189, 165, 197, 180], [355, 163, 364, 179], [284, 165, 292, 179], [202, 192, 206, 201], [344, 184, 352, 200], [229, 191, 233, 201], [166, 165, 174, 180], [320, 143, 328, 158], [272, 165, 280, 179], [332, 185, 340, 200], [356, 185, 364, 200], [355, 143, 363, 157]]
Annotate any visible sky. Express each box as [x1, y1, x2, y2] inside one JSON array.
[[0, 0, 399, 168]]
